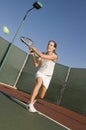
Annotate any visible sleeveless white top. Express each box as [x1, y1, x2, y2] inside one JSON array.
[[38, 58, 55, 76]]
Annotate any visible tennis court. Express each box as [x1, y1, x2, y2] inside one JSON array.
[[0, 37, 86, 130], [0, 83, 86, 130]]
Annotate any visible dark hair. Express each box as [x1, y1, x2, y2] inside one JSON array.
[[48, 40, 57, 54]]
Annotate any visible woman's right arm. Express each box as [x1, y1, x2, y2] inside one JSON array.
[[31, 53, 41, 67], [31, 47, 57, 62]]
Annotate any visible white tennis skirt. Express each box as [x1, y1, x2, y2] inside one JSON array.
[[36, 71, 52, 89]]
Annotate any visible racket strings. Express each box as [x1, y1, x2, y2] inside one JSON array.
[[20, 36, 33, 46]]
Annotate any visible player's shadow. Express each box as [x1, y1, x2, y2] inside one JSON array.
[[0, 91, 27, 110]]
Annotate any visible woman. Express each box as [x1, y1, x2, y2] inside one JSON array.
[[28, 40, 58, 112]]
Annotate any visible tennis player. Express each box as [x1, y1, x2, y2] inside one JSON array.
[[28, 40, 58, 112]]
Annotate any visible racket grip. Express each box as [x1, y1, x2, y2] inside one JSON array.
[[30, 48, 34, 53], [30, 50, 34, 53]]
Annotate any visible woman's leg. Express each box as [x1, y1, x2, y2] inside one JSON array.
[[37, 85, 47, 99], [30, 77, 42, 103], [28, 78, 47, 112]]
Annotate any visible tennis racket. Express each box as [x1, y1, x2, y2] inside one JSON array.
[[20, 36, 33, 47]]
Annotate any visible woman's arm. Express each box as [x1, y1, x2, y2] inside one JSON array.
[[30, 47, 57, 62], [31, 52, 41, 67]]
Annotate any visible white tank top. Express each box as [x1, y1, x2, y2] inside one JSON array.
[[38, 58, 55, 76]]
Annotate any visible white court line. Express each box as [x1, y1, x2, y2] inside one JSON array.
[[37, 111, 71, 130], [11, 97, 71, 130]]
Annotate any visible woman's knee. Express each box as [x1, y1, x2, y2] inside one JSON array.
[[36, 77, 42, 86]]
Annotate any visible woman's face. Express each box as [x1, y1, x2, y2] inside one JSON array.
[[47, 41, 55, 53]]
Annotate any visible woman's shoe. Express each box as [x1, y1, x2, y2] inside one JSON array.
[[28, 103, 37, 112]]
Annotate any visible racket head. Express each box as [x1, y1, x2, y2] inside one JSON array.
[[20, 36, 33, 47]]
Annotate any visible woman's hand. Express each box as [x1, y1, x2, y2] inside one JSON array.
[[30, 46, 36, 51], [28, 47, 34, 53], [29, 46, 36, 52]]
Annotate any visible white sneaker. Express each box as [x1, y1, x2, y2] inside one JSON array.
[[28, 103, 37, 112], [26, 104, 29, 110]]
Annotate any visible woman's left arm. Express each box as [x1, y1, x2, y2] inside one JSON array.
[[30, 47, 57, 61]]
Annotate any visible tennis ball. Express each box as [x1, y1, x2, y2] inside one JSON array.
[[3, 26, 10, 34]]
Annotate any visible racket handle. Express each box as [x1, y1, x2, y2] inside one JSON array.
[[30, 50, 34, 53], [29, 48, 34, 53]]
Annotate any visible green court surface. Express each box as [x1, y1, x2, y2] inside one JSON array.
[[0, 92, 68, 130], [0, 37, 86, 130]]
